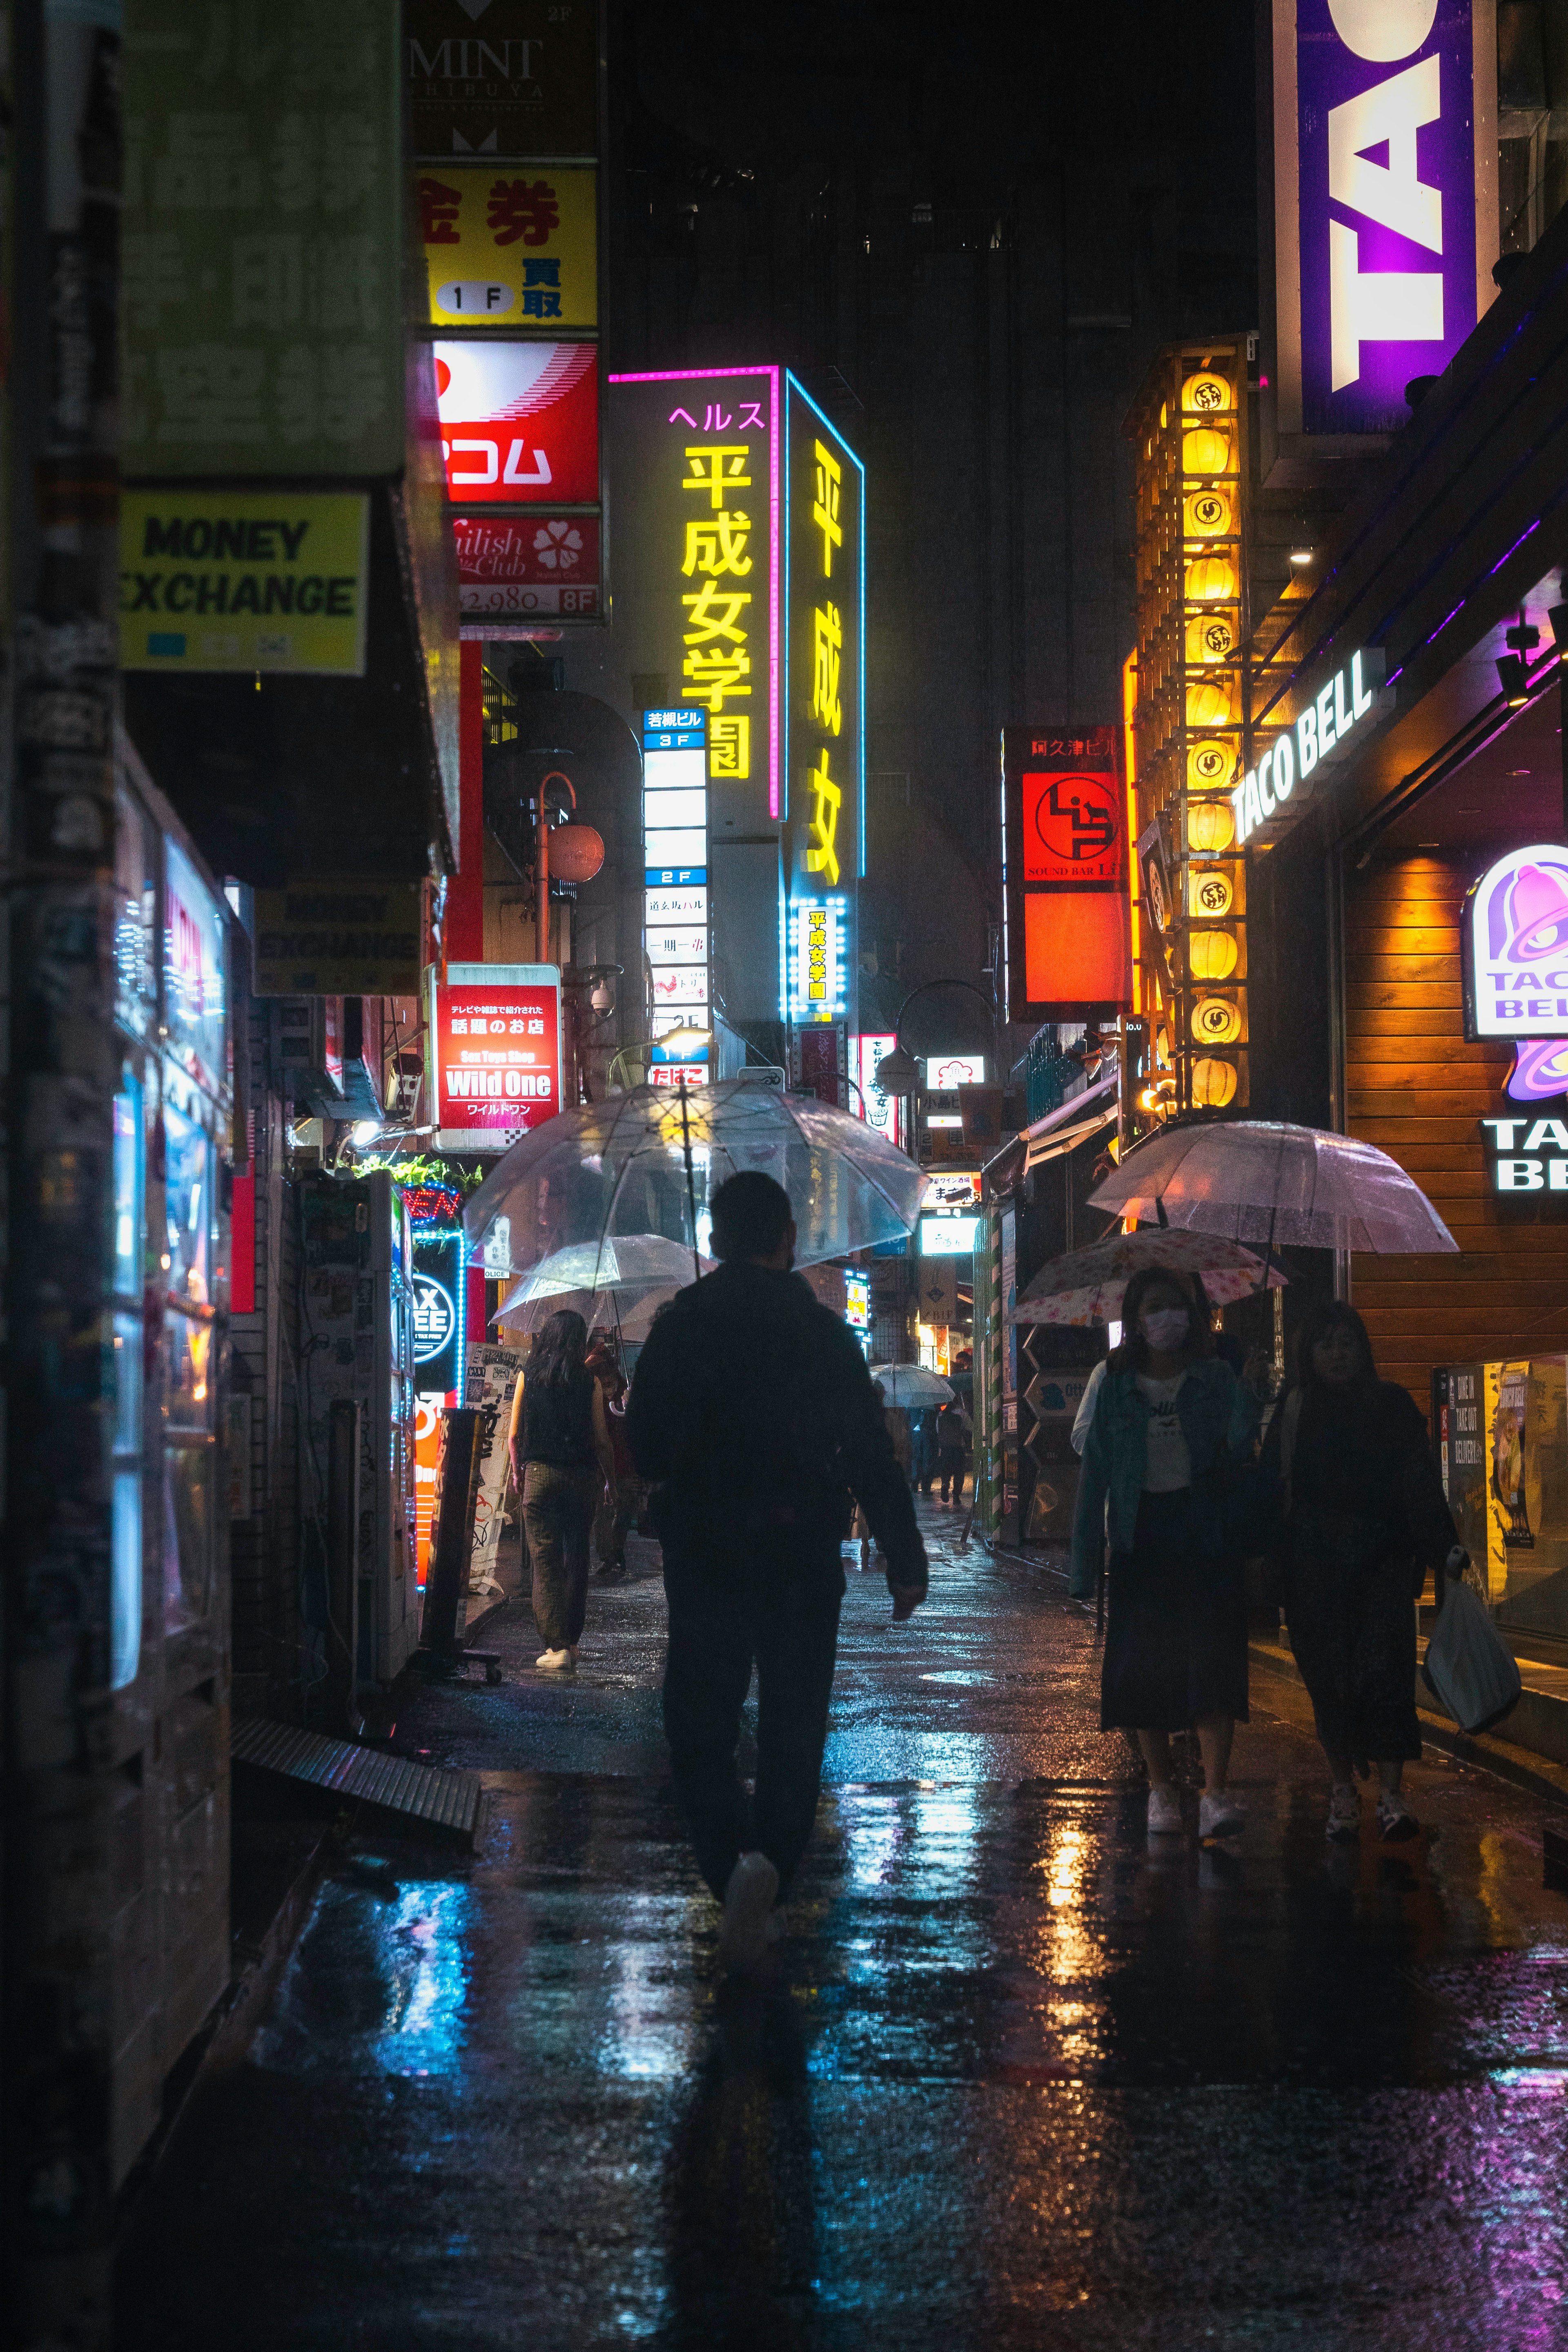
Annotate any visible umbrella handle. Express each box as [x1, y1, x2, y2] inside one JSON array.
[[679, 1082, 702, 1283]]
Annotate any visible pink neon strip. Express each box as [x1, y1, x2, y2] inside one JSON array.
[[607, 363, 780, 820]]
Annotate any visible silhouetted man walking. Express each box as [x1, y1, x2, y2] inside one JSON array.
[[628, 1170, 927, 1972]]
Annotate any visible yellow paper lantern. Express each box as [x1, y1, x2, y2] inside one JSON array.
[[1187, 800, 1236, 854], [1159, 401, 1169, 429], [1182, 426, 1232, 477], [1184, 487, 1232, 537], [1192, 995, 1243, 1046], [1185, 555, 1238, 603], [1191, 1056, 1238, 1108], [1185, 612, 1236, 664], [1185, 676, 1234, 727], [1188, 927, 1239, 981], [1187, 738, 1235, 788], [1189, 867, 1235, 921], [1183, 371, 1232, 415]]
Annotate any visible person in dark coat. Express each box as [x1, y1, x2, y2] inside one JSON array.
[[1261, 1299, 1464, 1843], [627, 1170, 927, 1973]]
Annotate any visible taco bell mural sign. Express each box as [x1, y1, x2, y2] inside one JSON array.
[[1464, 846, 1568, 1109], [1274, 0, 1497, 437]]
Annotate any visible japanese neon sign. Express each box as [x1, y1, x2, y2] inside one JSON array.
[[431, 960, 561, 1150], [784, 376, 865, 894]]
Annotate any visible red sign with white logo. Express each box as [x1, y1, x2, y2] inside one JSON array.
[[433, 977, 561, 1146], [1021, 767, 1124, 886], [450, 513, 601, 618], [434, 341, 598, 504]]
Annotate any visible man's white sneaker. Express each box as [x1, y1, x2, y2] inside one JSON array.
[[718, 1850, 780, 1974], [1376, 1791, 1419, 1842], [1146, 1783, 1183, 1836], [1199, 1788, 1245, 1839], [535, 1648, 575, 1672], [1326, 1784, 1362, 1842]]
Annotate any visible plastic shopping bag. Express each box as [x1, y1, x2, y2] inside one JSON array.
[[1421, 1577, 1522, 1736]]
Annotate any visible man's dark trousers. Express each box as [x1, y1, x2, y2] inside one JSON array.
[[662, 1532, 844, 1900]]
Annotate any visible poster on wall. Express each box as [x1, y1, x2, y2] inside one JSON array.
[[464, 1342, 526, 1595], [1273, 0, 1496, 439], [406, 1, 599, 158]]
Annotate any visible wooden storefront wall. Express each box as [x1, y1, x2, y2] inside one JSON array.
[[1345, 853, 1568, 1412]]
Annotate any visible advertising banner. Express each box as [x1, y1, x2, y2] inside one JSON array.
[[119, 491, 370, 675], [450, 513, 600, 618], [853, 1032, 900, 1147], [434, 341, 598, 503], [463, 1343, 527, 1593], [432, 961, 562, 1151], [406, 1, 599, 158], [416, 164, 597, 329], [252, 878, 422, 995], [122, 4, 404, 477], [1274, 0, 1496, 437], [1003, 725, 1130, 1020]]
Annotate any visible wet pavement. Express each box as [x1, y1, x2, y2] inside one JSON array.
[[119, 1504, 1568, 2351]]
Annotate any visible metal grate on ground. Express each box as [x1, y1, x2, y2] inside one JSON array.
[[232, 1717, 482, 1844]]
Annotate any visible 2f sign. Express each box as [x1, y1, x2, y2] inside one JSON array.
[[1279, 0, 1494, 436]]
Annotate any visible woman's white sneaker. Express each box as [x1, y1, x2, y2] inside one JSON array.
[[1199, 1788, 1245, 1838], [1376, 1791, 1419, 1841], [718, 1850, 780, 1973], [535, 1648, 575, 1672], [1147, 1783, 1183, 1835]]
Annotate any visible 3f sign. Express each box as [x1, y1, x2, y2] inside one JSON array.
[[1278, 0, 1494, 437]]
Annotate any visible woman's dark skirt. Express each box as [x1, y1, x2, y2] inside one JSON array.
[[1102, 1487, 1249, 1732], [1283, 1511, 1422, 1763]]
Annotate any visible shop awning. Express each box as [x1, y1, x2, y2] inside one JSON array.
[[1018, 1071, 1120, 1170]]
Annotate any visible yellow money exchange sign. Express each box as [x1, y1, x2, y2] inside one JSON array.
[[119, 491, 370, 676]]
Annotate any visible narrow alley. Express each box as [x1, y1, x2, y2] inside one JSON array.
[[118, 1507, 1568, 2352]]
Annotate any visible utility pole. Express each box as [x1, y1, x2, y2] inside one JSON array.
[[3, 4, 122, 2343]]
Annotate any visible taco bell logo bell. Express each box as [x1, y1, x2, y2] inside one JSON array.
[[1281, 0, 1489, 437], [1466, 847, 1568, 1039]]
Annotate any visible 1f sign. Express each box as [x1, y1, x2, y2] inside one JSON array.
[[1274, 0, 1497, 436]]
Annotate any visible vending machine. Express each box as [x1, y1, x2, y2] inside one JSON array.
[[298, 1172, 419, 1683], [1435, 1357, 1568, 1645]]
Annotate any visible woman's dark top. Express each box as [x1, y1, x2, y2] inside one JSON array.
[[1262, 1378, 1455, 1590], [522, 1367, 597, 1468]]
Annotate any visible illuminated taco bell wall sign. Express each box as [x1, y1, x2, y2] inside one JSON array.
[[1464, 847, 1568, 1048], [1233, 647, 1386, 845], [1273, 0, 1497, 438]]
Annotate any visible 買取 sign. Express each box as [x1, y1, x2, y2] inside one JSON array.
[[1273, 0, 1496, 438], [120, 491, 370, 675]]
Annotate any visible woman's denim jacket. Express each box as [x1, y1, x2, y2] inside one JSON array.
[[1068, 1358, 1260, 1598]]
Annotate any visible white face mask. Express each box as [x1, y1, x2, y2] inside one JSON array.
[[1139, 1306, 1190, 1353]]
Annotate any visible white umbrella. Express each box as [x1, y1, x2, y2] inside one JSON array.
[[1088, 1120, 1457, 1254], [1009, 1229, 1285, 1325], [495, 1234, 714, 1320], [871, 1364, 955, 1405], [464, 1079, 928, 1280]]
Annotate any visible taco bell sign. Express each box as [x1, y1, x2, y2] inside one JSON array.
[[1464, 846, 1568, 1040], [1274, 0, 1497, 437]]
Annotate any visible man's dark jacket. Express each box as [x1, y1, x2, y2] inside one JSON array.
[[626, 1261, 927, 1592]]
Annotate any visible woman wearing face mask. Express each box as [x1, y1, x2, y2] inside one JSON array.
[[1071, 1267, 1261, 1838], [1260, 1300, 1463, 1842]]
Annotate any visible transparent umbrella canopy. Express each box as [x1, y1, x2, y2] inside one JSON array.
[[870, 1364, 955, 1406], [463, 1079, 929, 1284], [1088, 1119, 1458, 1255]]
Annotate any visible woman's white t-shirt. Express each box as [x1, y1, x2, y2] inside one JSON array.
[[1135, 1372, 1191, 1491]]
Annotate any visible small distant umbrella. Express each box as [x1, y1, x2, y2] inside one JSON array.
[[871, 1364, 955, 1406], [1009, 1230, 1285, 1326]]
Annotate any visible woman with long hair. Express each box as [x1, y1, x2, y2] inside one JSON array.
[[1071, 1266, 1261, 1839], [1261, 1299, 1463, 1841], [512, 1308, 617, 1672]]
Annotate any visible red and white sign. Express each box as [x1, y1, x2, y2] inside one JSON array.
[[650, 1063, 708, 1089], [432, 971, 561, 1150], [451, 513, 601, 617], [434, 342, 598, 505]]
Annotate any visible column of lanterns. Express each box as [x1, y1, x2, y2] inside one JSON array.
[[1127, 339, 1250, 1114]]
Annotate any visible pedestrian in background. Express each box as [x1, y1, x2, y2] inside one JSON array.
[[935, 1397, 970, 1501], [585, 1336, 642, 1582], [912, 1408, 938, 1497], [1071, 1267, 1260, 1839], [628, 1171, 927, 1973], [1261, 1300, 1463, 1842], [511, 1309, 617, 1674]]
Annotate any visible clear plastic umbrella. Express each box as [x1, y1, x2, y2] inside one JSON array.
[[1009, 1230, 1285, 1325], [463, 1079, 928, 1283], [1088, 1120, 1458, 1254], [494, 1234, 714, 1320], [871, 1364, 955, 1405]]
